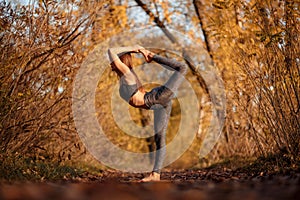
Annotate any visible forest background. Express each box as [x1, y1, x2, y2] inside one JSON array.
[[0, 0, 299, 181]]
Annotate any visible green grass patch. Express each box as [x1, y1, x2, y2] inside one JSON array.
[[0, 153, 90, 182]]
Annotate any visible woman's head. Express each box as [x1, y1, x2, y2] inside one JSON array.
[[119, 52, 133, 69], [110, 52, 133, 76]]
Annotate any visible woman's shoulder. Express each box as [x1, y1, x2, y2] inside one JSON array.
[[121, 70, 137, 85]]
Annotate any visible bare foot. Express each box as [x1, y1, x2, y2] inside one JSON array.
[[140, 172, 160, 182]]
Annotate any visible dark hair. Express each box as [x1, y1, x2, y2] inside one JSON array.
[[119, 53, 133, 68]]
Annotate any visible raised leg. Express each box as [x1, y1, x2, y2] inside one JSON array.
[[152, 55, 187, 98]]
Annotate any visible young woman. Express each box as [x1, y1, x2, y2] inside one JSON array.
[[108, 45, 187, 182]]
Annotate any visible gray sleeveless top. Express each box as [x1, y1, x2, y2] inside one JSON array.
[[119, 70, 141, 102]]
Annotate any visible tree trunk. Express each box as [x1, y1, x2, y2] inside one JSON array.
[[134, 0, 208, 93], [193, 0, 214, 62]]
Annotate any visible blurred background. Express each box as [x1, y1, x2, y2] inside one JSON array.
[[0, 0, 299, 181]]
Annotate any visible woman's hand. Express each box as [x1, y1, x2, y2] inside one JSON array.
[[139, 49, 154, 63]]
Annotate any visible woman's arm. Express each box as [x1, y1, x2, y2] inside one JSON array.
[[108, 46, 143, 72], [108, 45, 143, 63], [108, 45, 144, 84]]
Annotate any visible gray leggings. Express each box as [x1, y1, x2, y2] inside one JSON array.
[[144, 55, 187, 173]]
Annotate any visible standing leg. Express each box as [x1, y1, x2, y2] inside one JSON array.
[[153, 101, 172, 173], [141, 101, 172, 182]]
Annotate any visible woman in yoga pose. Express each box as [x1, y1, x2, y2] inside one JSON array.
[[108, 45, 187, 182]]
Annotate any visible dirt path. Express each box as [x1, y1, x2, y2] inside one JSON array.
[[1, 169, 299, 200]]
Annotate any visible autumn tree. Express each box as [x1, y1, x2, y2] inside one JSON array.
[[193, 0, 299, 162], [0, 0, 128, 163]]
